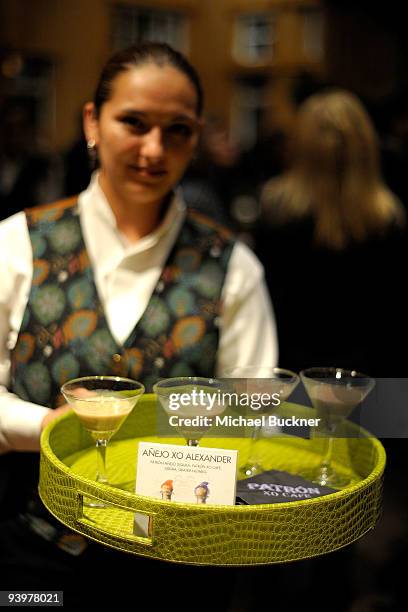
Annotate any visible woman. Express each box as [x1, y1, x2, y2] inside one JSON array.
[[0, 43, 277, 605], [256, 89, 407, 612], [257, 89, 406, 375], [261, 89, 404, 250]]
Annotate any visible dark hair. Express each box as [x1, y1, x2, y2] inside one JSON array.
[[94, 42, 203, 117]]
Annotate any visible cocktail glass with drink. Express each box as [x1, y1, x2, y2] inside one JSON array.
[[61, 376, 144, 496], [223, 366, 300, 476], [153, 377, 227, 446], [300, 367, 375, 488]]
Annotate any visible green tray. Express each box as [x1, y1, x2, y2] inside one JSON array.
[[39, 395, 385, 566]]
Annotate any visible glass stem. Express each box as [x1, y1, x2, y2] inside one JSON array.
[[247, 423, 262, 466], [96, 439, 108, 484], [321, 436, 335, 470]]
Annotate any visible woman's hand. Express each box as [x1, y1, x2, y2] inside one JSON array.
[[41, 404, 72, 431]]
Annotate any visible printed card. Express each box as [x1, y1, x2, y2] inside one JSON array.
[[135, 441, 238, 505], [134, 442, 238, 537]]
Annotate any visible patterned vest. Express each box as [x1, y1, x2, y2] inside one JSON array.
[[8, 197, 234, 552], [11, 196, 234, 402]]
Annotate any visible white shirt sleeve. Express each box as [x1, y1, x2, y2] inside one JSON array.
[[216, 242, 278, 376], [0, 213, 50, 454]]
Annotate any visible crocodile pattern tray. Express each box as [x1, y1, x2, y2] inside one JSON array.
[[39, 395, 385, 566]]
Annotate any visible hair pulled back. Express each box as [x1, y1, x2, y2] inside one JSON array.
[[93, 42, 203, 117]]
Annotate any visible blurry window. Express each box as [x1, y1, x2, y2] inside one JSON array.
[[113, 5, 189, 53], [233, 13, 276, 63], [0, 51, 54, 141], [301, 8, 324, 61], [230, 77, 267, 150]]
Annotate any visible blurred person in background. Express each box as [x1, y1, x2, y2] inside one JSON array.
[[0, 98, 62, 219], [183, 118, 286, 245], [0, 42, 277, 608], [379, 95, 408, 214], [181, 117, 242, 225], [254, 88, 407, 611], [257, 88, 406, 377]]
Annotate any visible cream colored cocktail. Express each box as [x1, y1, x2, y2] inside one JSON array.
[[61, 376, 144, 493], [73, 398, 134, 441]]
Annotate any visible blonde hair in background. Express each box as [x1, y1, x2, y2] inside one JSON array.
[[262, 89, 405, 250]]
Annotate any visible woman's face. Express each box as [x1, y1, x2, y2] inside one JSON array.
[[85, 63, 201, 206]]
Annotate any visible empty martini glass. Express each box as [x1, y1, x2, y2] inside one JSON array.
[[153, 377, 228, 446], [61, 376, 144, 492], [300, 367, 375, 488], [223, 366, 300, 476]]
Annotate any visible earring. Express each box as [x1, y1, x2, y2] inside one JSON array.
[[87, 139, 97, 167]]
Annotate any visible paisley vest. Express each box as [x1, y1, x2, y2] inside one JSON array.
[[11, 196, 234, 401], [8, 197, 234, 551]]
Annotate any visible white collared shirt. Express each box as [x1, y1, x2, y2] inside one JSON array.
[[0, 175, 278, 453]]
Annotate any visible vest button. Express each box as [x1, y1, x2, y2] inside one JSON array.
[[112, 353, 122, 363], [154, 357, 165, 368]]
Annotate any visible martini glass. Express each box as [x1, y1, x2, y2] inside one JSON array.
[[223, 366, 300, 476], [61, 376, 144, 491], [300, 367, 375, 488], [153, 377, 227, 446]]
